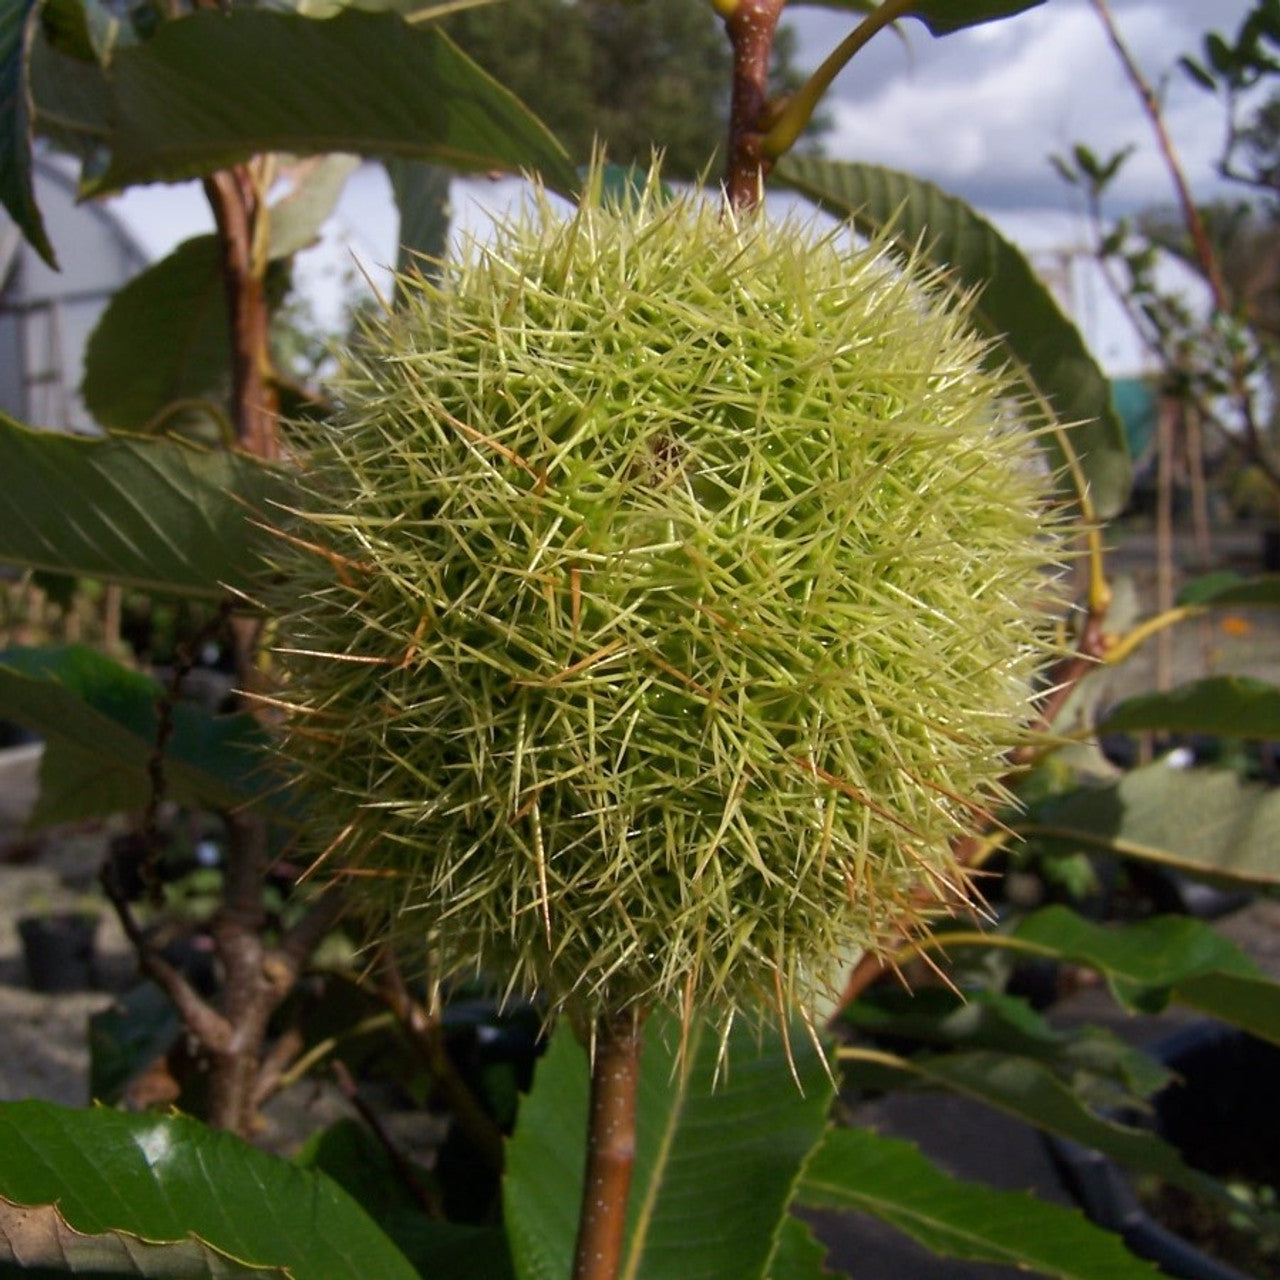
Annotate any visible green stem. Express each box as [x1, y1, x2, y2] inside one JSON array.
[[761, 0, 914, 160]]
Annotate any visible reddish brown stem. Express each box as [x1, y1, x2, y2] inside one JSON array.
[[203, 166, 280, 460], [721, 0, 786, 210], [572, 1009, 647, 1280]]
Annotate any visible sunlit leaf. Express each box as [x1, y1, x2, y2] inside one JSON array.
[[0, 1102, 418, 1280]]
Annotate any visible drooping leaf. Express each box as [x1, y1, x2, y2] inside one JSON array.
[[0, 417, 295, 598], [505, 1013, 833, 1280], [88, 9, 576, 195], [1096, 675, 1280, 740], [795, 0, 1045, 36], [840, 986, 1170, 1102], [1005, 906, 1280, 1044], [772, 156, 1131, 518], [386, 157, 452, 280], [28, 19, 113, 164], [0, 1102, 419, 1280], [0, 0, 55, 264], [268, 153, 361, 261], [0, 644, 272, 826], [82, 235, 231, 433], [0, 1195, 282, 1276], [795, 1127, 1155, 1278], [1020, 761, 1280, 886], [839, 1047, 1230, 1208]]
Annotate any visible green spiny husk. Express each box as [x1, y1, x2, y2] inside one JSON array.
[[266, 166, 1065, 1032]]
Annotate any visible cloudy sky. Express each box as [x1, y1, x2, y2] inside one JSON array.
[[788, 0, 1256, 215], [107, 0, 1260, 372]]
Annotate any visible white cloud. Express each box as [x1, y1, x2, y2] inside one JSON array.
[[793, 0, 1256, 212]]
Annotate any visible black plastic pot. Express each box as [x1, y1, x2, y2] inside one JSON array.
[[1048, 1023, 1280, 1280], [17, 912, 99, 993]]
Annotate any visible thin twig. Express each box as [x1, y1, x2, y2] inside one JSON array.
[[378, 954, 507, 1174]]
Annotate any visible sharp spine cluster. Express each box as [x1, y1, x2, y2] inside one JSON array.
[[267, 164, 1064, 1036]]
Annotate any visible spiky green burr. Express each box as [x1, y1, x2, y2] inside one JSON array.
[[267, 167, 1062, 1030]]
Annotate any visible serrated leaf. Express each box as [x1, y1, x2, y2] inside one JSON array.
[[1021, 761, 1280, 887], [89, 9, 576, 195], [82, 235, 231, 433], [765, 1216, 833, 1279], [505, 1013, 833, 1280], [0, 1195, 282, 1276], [1096, 675, 1280, 740], [0, 1102, 419, 1280], [0, 643, 272, 827], [268, 153, 360, 261], [772, 156, 1132, 518], [840, 1048, 1230, 1209], [1004, 907, 1280, 1044], [795, 1127, 1155, 1278], [0, 417, 295, 598], [0, 0, 56, 264]]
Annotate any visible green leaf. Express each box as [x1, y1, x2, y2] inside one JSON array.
[[796, 1127, 1155, 1278], [1176, 571, 1280, 607], [0, 417, 294, 598], [1005, 907, 1280, 1044], [841, 1048, 1229, 1208], [1096, 676, 1280, 739], [386, 157, 452, 280], [840, 987, 1170, 1102], [772, 156, 1132, 518], [82, 236, 231, 433], [0, 1194, 284, 1276], [505, 1013, 833, 1280], [791, 0, 1045, 35], [764, 1216, 833, 1279], [90, 9, 576, 195], [0, 644, 271, 826], [268, 154, 361, 261], [0, 0, 56, 264], [1021, 762, 1280, 887], [0, 1101, 419, 1280]]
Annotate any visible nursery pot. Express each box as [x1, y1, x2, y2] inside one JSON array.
[[1048, 1022, 1280, 1280], [17, 912, 99, 993]]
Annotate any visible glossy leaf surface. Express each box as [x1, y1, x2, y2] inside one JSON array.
[[505, 1014, 832, 1280], [0, 1102, 418, 1280]]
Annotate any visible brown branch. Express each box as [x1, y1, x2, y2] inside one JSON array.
[[378, 954, 506, 1174], [1090, 0, 1228, 310], [332, 1059, 443, 1218], [100, 861, 233, 1052], [572, 1009, 646, 1280], [203, 165, 280, 460], [720, 0, 787, 210]]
